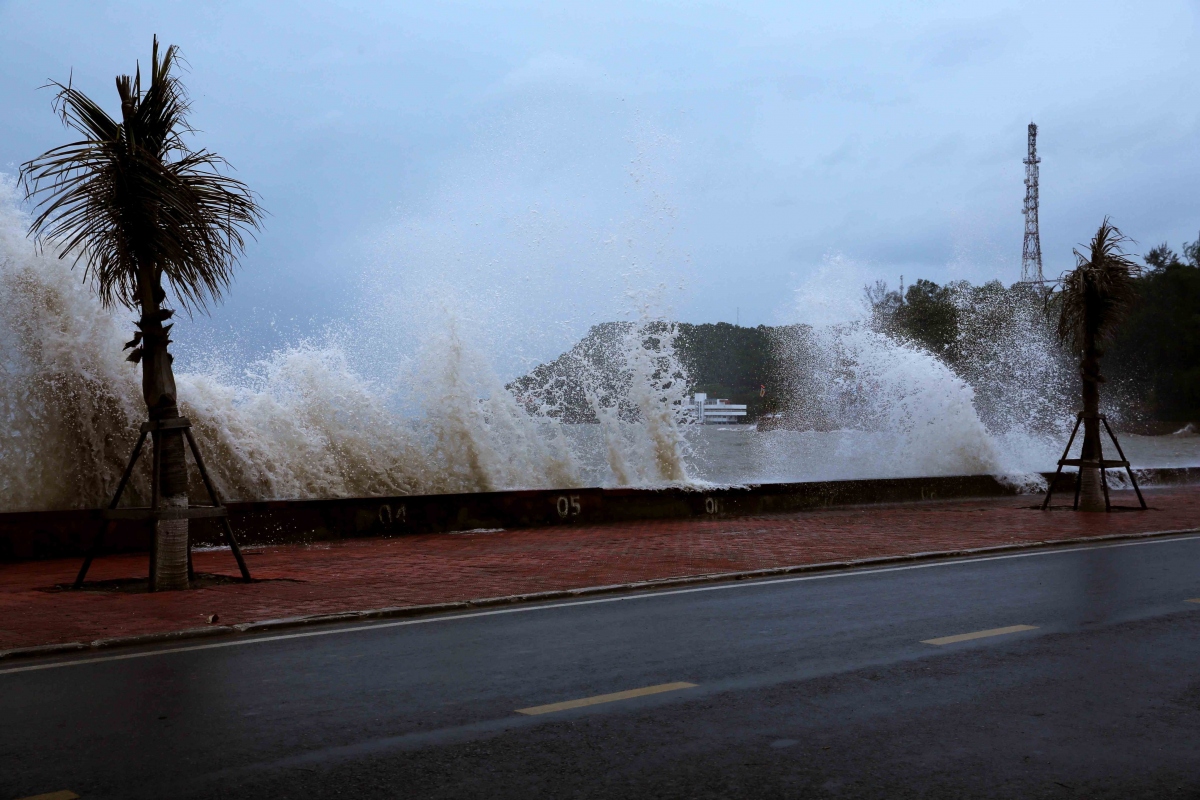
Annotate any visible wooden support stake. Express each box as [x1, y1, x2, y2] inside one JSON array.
[[73, 418, 252, 589], [1101, 415, 1148, 509], [1042, 412, 1147, 512], [75, 430, 148, 589], [148, 431, 162, 591], [1042, 413, 1082, 510], [1096, 427, 1112, 512], [184, 428, 251, 582]]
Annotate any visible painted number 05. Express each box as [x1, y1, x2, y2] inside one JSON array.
[[556, 495, 582, 519]]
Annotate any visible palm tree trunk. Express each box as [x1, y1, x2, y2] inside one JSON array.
[[1077, 344, 1106, 512], [139, 277, 189, 591]]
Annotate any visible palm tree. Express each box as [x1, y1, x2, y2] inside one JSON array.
[[1050, 219, 1141, 511], [20, 38, 262, 589]]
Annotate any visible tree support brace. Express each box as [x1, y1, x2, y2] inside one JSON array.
[[1040, 412, 1148, 512], [74, 417, 252, 590]]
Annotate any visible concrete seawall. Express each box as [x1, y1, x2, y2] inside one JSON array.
[[2, 467, 1197, 561]]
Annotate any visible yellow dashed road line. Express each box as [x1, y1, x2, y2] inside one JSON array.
[[517, 682, 697, 715], [922, 625, 1038, 646]]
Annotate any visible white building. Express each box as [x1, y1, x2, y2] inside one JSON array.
[[689, 392, 748, 424]]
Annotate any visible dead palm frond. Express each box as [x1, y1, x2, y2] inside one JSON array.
[[1051, 218, 1142, 352], [18, 37, 263, 314]]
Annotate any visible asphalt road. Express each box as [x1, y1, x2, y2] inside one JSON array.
[[4, 533, 1200, 800]]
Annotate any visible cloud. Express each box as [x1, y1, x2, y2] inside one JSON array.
[[5, 0, 1199, 341], [786, 254, 878, 327], [503, 52, 615, 92]]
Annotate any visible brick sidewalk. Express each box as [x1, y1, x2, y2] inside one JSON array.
[[2, 488, 1197, 652]]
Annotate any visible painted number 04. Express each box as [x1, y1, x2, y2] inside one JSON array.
[[378, 504, 407, 527]]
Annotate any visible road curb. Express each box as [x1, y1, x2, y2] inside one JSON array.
[[90, 626, 236, 649], [3, 526, 1198, 662], [0, 641, 88, 660]]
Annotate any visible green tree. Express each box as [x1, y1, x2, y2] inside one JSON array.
[[865, 278, 960, 360], [1049, 220, 1141, 511], [674, 322, 776, 418], [897, 278, 959, 358], [1107, 239, 1200, 424], [20, 38, 263, 590]]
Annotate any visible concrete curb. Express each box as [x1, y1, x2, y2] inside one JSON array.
[[0, 641, 89, 660], [2, 525, 1197, 662], [90, 626, 236, 650]]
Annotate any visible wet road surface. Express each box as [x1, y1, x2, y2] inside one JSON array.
[[4, 533, 1200, 799]]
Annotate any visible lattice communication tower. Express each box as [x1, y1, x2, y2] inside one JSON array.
[[1021, 122, 1044, 283]]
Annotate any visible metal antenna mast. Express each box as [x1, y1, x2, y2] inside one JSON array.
[[1021, 122, 1044, 283]]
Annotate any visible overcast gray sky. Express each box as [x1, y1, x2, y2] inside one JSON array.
[[3, 0, 1199, 369]]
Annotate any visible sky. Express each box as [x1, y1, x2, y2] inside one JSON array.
[[2, 0, 1199, 371]]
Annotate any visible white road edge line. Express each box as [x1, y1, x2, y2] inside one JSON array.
[[3, 529, 1198, 677]]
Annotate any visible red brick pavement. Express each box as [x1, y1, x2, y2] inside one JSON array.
[[1, 487, 1197, 651]]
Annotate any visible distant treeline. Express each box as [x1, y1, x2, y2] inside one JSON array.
[[674, 322, 778, 419], [867, 240, 1200, 426], [512, 243, 1199, 426], [1115, 243, 1200, 424]]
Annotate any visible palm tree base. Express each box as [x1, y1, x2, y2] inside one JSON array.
[[1040, 412, 1149, 512], [1077, 469, 1107, 512], [152, 497, 191, 591], [73, 417, 253, 590]]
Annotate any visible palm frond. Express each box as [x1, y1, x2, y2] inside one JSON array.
[[1049, 218, 1142, 352], [19, 36, 263, 314]]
